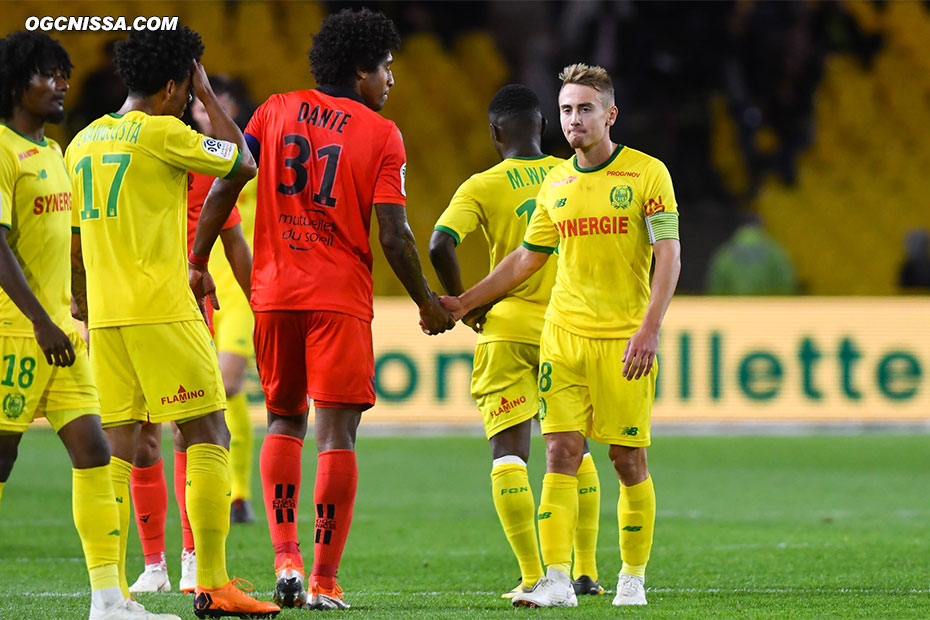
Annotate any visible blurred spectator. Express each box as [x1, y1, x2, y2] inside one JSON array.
[[898, 229, 930, 291], [66, 39, 127, 137], [190, 75, 255, 132], [706, 213, 798, 295]]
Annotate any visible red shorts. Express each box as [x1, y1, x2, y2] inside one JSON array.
[[254, 310, 375, 415]]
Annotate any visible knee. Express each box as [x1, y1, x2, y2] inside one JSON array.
[[608, 446, 648, 485], [545, 436, 584, 474], [223, 379, 241, 398], [133, 430, 162, 467], [267, 413, 307, 439]]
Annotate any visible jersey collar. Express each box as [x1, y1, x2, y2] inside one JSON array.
[[317, 84, 366, 106], [573, 144, 624, 173], [0, 121, 48, 146]]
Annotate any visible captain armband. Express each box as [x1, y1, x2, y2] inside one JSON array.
[[645, 212, 679, 244]]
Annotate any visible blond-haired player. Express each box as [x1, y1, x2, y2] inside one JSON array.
[[430, 84, 604, 599], [441, 64, 681, 608]]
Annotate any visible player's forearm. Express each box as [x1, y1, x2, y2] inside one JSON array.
[[220, 226, 253, 301], [0, 234, 52, 326], [376, 204, 434, 307], [70, 233, 88, 322], [428, 230, 464, 296], [459, 246, 545, 314], [641, 239, 681, 332], [192, 178, 243, 258]]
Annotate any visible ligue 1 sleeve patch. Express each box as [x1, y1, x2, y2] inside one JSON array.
[[201, 137, 236, 161], [400, 163, 407, 197]]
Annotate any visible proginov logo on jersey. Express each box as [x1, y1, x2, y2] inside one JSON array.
[[161, 385, 205, 406]]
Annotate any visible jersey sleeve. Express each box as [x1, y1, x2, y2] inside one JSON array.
[[372, 125, 407, 206], [643, 159, 679, 244], [523, 186, 558, 253], [158, 117, 242, 180], [0, 148, 16, 230], [434, 177, 481, 245], [244, 98, 270, 163]]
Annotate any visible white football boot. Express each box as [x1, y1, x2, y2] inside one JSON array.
[[129, 556, 171, 593], [511, 567, 578, 608], [612, 573, 647, 606], [89, 597, 181, 620], [179, 549, 196, 593]]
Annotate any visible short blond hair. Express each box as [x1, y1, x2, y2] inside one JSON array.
[[558, 63, 615, 108]]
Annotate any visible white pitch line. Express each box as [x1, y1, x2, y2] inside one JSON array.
[[10, 586, 930, 598]]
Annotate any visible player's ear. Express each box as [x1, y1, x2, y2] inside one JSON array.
[[489, 122, 502, 144], [540, 115, 548, 141], [606, 105, 618, 127]]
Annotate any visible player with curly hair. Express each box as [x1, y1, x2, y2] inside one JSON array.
[[189, 7, 454, 610], [66, 27, 279, 619], [0, 30, 173, 620]]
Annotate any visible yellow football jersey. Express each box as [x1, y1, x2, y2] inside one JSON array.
[[66, 111, 241, 328], [435, 155, 563, 345], [524, 146, 679, 339], [0, 124, 72, 335]]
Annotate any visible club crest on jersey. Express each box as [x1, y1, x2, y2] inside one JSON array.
[[2, 394, 25, 419], [201, 137, 235, 161], [610, 185, 633, 210]]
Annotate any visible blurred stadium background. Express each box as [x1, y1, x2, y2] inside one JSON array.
[[1, 0, 928, 428]]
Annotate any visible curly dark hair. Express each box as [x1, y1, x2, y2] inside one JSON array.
[[309, 8, 400, 87], [0, 31, 72, 117], [488, 84, 541, 123], [114, 27, 204, 96]]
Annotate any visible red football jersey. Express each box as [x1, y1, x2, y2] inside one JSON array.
[[244, 87, 407, 321], [186, 171, 242, 252]]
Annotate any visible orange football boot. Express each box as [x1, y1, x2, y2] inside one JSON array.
[[308, 581, 350, 610], [193, 578, 280, 618]]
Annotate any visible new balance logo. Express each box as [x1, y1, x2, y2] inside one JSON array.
[[115, 497, 123, 503], [140, 515, 150, 524], [538, 512, 552, 520], [107, 529, 120, 536], [315, 503, 336, 545], [273, 484, 297, 524], [621, 427, 639, 436], [622, 525, 643, 532]]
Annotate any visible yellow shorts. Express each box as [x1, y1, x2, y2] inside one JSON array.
[[0, 329, 99, 434], [213, 293, 254, 358], [472, 341, 539, 440], [538, 321, 655, 447], [90, 320, 226, 427]]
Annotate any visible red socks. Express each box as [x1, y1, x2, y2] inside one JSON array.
[[311, 449, 358, 589], [173, 450, 194, 552], [261, 434, 304, 571], [130, 459, 167, 565]]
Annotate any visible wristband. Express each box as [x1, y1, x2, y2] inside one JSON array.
[[188, 249, 209, 267]]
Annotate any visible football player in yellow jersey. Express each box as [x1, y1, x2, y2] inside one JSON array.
[[429, 84, 604, 599], [441, 64, 681, 609], [66, 28, 278, 619], [0, 31, 177, 620]]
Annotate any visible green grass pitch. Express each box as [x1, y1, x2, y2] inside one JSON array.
[[1, 430, 928, 619]]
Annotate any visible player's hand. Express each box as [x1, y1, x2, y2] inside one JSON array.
[[461, 302, 493, 334], [33, 316, 75, 367], [622, 324, 659, 380], [419, 292, 456, 335], [438, 295, 467, 321], [190, 60, 216, 105], [189, 263, 220, 323]]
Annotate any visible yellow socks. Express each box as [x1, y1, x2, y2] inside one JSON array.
[[108, 456, 132, 597], [226, 392, 253, 501], [491, 457, 543, 588], [538, 472, 578, 575], [618, 476, 655, 578], [186, 443, 231, 588], [572, 453, 600, 581], [73, 465, 121, 592], [0, 480, 5, 504]]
